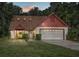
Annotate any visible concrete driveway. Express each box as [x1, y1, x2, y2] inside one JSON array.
[[42, 40, 79, 51]]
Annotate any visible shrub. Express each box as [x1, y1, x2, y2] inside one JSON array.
[[22, 34, 29, 41], [67, 28, 79, 41], [35, 34, 41, 40]]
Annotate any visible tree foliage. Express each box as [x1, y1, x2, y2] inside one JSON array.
[[49, 2, 79, 28], [0, 2, 22, 37]]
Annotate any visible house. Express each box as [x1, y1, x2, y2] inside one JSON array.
[[9, 14, 68, 40]]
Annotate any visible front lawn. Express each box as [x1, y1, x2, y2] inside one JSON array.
[[0, 38, 79, 57]]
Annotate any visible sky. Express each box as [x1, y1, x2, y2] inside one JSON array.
[[13, 2, 50, 10]]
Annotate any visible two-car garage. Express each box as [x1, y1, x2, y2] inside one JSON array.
[[38, 15, 68, 40], [40, 29, 65, 40]]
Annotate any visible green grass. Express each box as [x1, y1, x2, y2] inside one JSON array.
[[0, 38, 79, 57]]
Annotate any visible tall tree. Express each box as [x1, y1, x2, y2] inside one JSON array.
[[0, 2, 22, 37], [28, 7, 43, 16], [48, 2, 79, 28]]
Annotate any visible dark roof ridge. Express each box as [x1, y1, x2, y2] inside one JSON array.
[[13, 15, 47, 17]]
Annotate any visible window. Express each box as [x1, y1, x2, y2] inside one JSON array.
[[17, 18, 20, 20], [24, 18, 26, 20]]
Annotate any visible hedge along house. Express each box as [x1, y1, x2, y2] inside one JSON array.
[[9, 14, 68, 40]]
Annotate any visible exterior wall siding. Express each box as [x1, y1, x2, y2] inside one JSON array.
[[10, 27, 68, 40], [10, 31, 16, 39]]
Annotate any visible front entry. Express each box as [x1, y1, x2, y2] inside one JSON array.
[[16, 31, 24, 39]]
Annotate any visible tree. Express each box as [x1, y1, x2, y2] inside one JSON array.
[[48, 2, 79, 28], [0, 2, 22, 37], [28, 7, 43, 16]]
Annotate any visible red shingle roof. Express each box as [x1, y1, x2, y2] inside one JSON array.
[[9, 15, 68, 31], [9, 16, 45, 31], [39, 15, 68, 27]]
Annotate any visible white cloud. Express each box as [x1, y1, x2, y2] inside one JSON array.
[[22, 6, 34, 12]]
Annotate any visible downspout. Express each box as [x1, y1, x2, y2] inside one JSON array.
[[28, 16, 32, 41]]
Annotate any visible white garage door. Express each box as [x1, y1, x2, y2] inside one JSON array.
[[41, 29, 64, 40]]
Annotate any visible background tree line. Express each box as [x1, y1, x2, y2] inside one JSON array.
[[0, 2, 79, 41]]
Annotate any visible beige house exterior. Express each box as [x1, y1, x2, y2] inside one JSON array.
[[10, 15, 68, 40]]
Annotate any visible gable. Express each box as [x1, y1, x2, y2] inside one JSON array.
[[39, 15, 68, 27]]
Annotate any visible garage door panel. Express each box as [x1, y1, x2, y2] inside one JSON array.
[[41, 29, 64, 40]]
